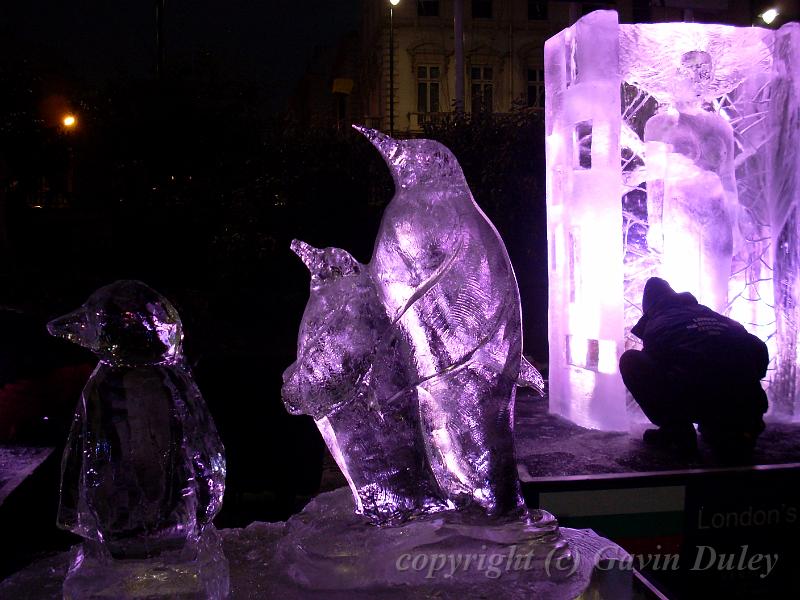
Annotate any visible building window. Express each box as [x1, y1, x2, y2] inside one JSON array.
[[470, 65, 493, 112], [527, 68, 544, 108], [472, 0, 492, 19], [418, 66, 441, 114], [417, 1, 440, 17], [528, 0, 548, 20]]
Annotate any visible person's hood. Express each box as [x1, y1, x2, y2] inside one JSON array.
[[631, 277, 697, 339], [642, 277, 677, 315]]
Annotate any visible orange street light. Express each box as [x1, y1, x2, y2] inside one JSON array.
[[62, 114, 77, 129]]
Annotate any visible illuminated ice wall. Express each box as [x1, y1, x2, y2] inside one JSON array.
[[545, 11, 800, 429]]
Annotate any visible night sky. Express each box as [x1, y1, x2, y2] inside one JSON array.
[[0, 0, 360, 110]]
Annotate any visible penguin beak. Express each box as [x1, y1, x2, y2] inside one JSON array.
[[290, 239, 324, 275], [47, 309, 89, 347], [352, 125, 403, 175]]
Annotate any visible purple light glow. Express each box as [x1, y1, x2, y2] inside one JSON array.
[[546, 11, 800, 429]]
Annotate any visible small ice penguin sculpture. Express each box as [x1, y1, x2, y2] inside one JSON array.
[[49, 280, 225, 559], [283, 127, 540, 522]]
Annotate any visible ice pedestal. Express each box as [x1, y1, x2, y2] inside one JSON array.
[[263, 488, 631, 599], [0, 488, 633, 600], [62, 527, 229, 600], [274, 488, 571, 590], [545, 11, 800, 429]]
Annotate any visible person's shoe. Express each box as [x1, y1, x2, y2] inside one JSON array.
[[701, 426, 761, 464], [700, 417, 764, 463], [643, 426, 698, 455]]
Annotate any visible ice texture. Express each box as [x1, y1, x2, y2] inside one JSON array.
[[545, 11, 800, 429], [283, 241, 449, 521], [545, 10, 628, 431], [48, 280, 226, 561], [282, 127, 544, 521], [61, 527, 229, 599], [623, 24, 771, 315], [768, 25, 800, 422]]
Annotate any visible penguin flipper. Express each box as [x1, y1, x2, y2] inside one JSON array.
[[57, 401, 85, 534], [180, 372, 226, 526], [518, 356, 545, 397]]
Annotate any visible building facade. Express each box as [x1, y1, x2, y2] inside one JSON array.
[[360, 1, 634, 134], [358, 0, 759, 135]]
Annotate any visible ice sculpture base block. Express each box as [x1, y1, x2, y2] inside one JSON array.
[[1, 489, 634, 599], [267, 492, 632, 598], [62, 527, 229, 600], [273, 488, 582, 591]]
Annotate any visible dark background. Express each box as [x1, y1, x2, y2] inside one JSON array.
[[0, 1, 549, 569], [0, 1, 361, 112], [1, 0, 797, 590]]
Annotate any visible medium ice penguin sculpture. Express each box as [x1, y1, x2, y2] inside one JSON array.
[[283, 127, 543, 520], [49, 280, 228, 598], [283, 242, 451, 521]]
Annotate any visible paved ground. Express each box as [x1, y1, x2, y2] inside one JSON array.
[[318, 390, 800, 488], [0, 446, 53, 507], [514, 390, 800, 480]]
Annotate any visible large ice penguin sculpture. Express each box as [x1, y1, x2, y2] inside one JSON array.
[[283, 127, 535, 520], [48, 281, 226, 559]]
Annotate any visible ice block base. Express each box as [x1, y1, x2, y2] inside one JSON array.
[[62, 527, 229, 600], [1, 489, 635, 599]]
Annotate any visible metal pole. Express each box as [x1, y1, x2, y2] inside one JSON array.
[[156, 0, 165, 79], [389, 5, 395, 136], [568, 2, 578, 25], [454, 0, 464, 114]]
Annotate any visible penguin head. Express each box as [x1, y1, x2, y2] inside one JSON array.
[[290, 239, 362, 291], [283, 239, 379, 418], [47, 280, 183, 367], [354, 126, 467, 191]]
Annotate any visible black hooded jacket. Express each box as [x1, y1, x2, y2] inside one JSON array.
[[631, 278, 769, 382]]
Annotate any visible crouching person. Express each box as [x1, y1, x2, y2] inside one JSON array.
[[620, 277, 769, 459]]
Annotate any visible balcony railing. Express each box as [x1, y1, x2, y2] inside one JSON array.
[[408, 111, 450, 131], [361, 116, 383, 130], [359, 107, 544, 137]]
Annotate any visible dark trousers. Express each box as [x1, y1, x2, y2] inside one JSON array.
[[619, 350, 695, 430], [619, 349, 767, 434]]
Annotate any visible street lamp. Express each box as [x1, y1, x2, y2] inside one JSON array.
[[389, 0, 400, 136], [760, 8, 779, 25], [61, 114, 78, 201]]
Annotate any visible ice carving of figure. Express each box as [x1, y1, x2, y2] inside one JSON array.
[[644, 50, 737, 313], [48, 280, 225, 559], [283, 127, 537, 521]]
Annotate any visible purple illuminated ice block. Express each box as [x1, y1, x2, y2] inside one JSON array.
[[545, 10, 800, 429]]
